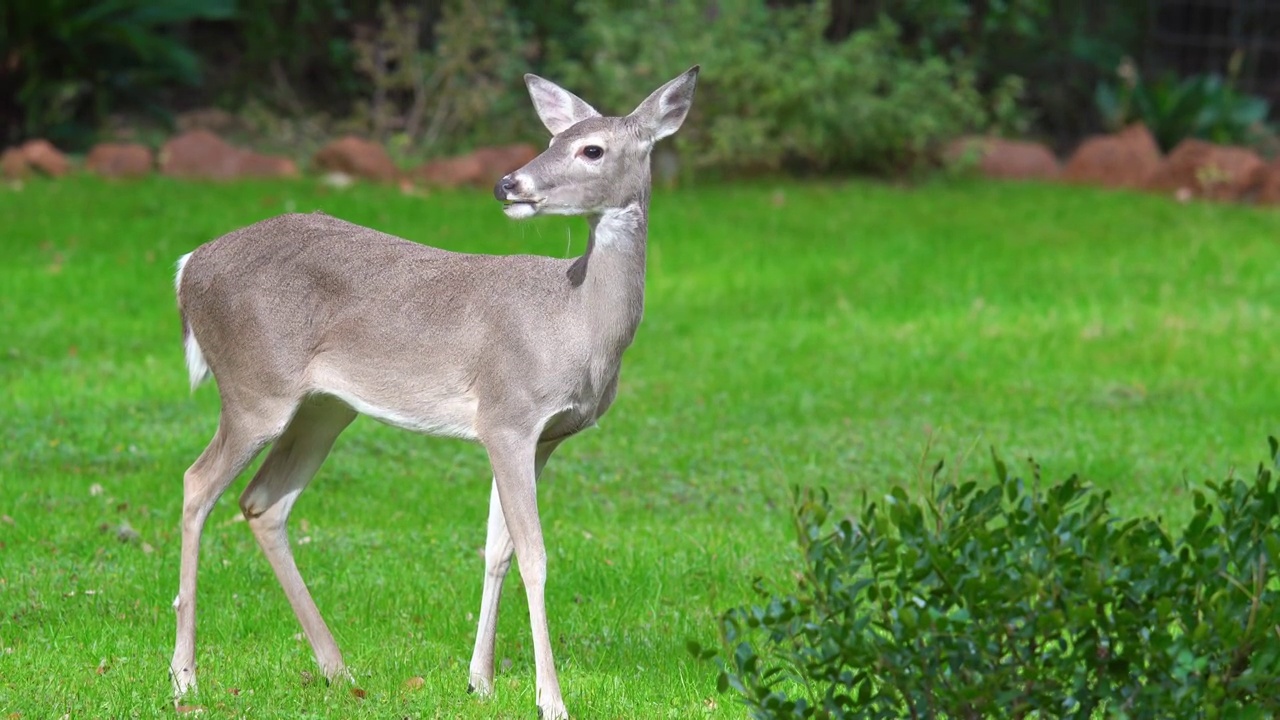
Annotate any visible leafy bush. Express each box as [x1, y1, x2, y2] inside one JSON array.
[[826, 0, 1152, 148], [1096, 60, 1273, 152], [553, 0, 1023, 176], [692, 439, 1280, 719], [0, 0, 234, 149], [347, 0, 535, 156], [213, 0, 375, 116]]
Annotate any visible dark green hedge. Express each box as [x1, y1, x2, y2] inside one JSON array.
[[693, 439, 1280, 719]]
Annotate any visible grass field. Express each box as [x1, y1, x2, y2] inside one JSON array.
[[2, 175, 1278, 718]]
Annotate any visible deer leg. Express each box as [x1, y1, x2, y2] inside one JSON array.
[[171, 411, 283, 697], [238, 396, 356, 682], [483, 430, 566, 720], [468, 440, 560, 697]]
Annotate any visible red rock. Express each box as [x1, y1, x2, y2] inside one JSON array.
[[1062, 123, 1162, 189], [160, 130, 242, 180], [85, 143, 154, 179], [175, 107, 243, 134], [415, 154, 485, 188], [234, 152, 299, 179], [21, 139, 70, 176], [159, 131, 298, 181], [946, 137, 1060, 181], [472, 143, 538, 180], [415, 144, 540, 188], [1144, 139, 1267, 202], [312, 136, 398, 183], [1, 147, 28, 179], [1256, 161, 1280, 206]]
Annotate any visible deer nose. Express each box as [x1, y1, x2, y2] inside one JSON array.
[[494, 176, 517, 201]]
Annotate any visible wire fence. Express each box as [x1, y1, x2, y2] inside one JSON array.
[[1146, 0, 1280, 103]]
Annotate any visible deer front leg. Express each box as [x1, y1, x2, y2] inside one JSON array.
[[469, 441, 560, 698], [481, 431, 566, 720]]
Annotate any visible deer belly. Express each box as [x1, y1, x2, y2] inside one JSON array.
[[309, 369, 479, 440]]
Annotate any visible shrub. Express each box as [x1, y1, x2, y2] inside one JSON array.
[[692, 438, 1280, 719], [1095, 60, 1273, 152], [0, 0, 235, 149], [213, 0, 375, 117], [347, 0, 535, 156], [553, 0, 1023, 177], [847, 0, 1151, 147]]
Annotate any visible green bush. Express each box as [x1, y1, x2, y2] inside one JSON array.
[[0, 0, 234, 149], [692, 439, 1280, 719], [347, 0, 535, 156], [851, 0, 1151, 147], [552, 0, 1022, 177], [215, 0, 375, 115], [1096, 64, 1273, 152]]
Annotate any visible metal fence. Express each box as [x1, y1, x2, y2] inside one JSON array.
[[1146, 0, 1280, 104]]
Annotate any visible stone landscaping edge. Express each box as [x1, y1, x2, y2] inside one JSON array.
[[5, 123, 1280, 207]]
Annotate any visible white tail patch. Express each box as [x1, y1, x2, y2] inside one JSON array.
[[175, 253, 211, 391]]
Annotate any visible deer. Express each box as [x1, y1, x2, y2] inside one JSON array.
[[168, 66, 699, 720]]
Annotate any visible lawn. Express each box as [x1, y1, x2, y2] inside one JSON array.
[[1, 175, 1278, 719]]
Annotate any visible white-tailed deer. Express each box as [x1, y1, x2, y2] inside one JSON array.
[[169, 67, 699, 719]]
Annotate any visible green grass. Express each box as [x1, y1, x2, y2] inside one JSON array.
[[1, 175, 1278, 718]]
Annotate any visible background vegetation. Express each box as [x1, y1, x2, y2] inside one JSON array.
[[4, 0, 1274, 171]]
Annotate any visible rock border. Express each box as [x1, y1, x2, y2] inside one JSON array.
[[4, 127, 1279, 207]]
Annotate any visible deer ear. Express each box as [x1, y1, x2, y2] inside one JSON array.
[[629, 66, 699, 142], [525, 74, 602, 135]]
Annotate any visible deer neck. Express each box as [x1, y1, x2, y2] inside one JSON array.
[[570, 196, 649, 361]]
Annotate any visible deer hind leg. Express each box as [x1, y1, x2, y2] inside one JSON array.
[[172, 405, 289, 697], [468, 440, 560, 698], [238, 395, 356, 682]]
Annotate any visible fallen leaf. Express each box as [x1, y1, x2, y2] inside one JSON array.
[[351, 687, 367, 700], [9, 712, 22, 719], [402, 676, 425, 691], [228, 687, 241, 696], [141, 542, 155, 555], [299, 670, 315, 686], [89, 483, 104, 496], [174, 705, 204, 714], [1, 515, 12, 525], [95, 661, 109, 675]]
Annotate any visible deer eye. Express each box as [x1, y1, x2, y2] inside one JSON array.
[[580, 145, 604, 160]]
